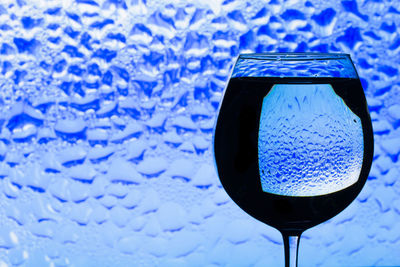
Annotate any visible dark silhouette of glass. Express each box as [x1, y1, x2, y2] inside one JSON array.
[[213, 53, 374, 267]]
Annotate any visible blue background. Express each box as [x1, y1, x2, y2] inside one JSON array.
[[0, 0, 399, 266]]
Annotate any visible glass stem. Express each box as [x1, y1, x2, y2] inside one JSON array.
[[282, 233, 301, 267]]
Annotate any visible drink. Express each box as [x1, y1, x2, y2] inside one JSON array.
[[214, 77, 373, 235]]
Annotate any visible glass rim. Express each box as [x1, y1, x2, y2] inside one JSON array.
[[238, 53, 351, 61]]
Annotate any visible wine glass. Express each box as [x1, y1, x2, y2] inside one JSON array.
[[213, 53, 373, 267]]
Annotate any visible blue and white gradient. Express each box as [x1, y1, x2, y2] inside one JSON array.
[[0, 0, 398, 266]]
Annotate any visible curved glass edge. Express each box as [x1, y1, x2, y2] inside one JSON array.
[[238, 53, 351, 61], [232, 53, 359, 78]]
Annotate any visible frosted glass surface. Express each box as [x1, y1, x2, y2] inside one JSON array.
[[0, 0, 398, 266], [259, 84, 363, 196]]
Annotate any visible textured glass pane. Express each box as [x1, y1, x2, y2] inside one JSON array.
[[0, 0, 398, 266]]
